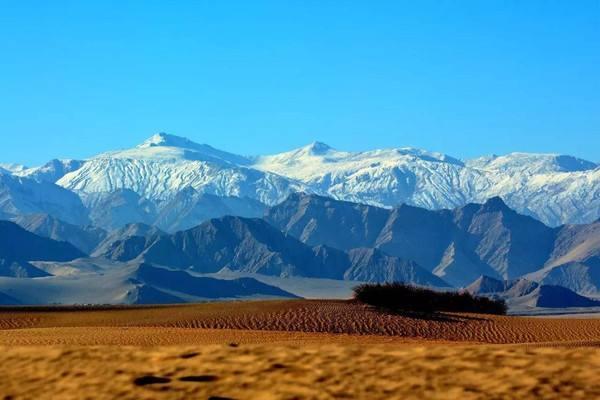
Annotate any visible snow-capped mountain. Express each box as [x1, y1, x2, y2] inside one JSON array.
[[0, 173, 89, 225], [3, 132, 600, 227], [466, 153, 598, 174], [253, 141, 486, 209], [16, 159, 85, 183], [253, 141, 599, 226], [57, 133, 304, 205], [0, 163, 28, 174]]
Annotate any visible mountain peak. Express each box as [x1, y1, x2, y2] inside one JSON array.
[[303, 141, 333, 155], [482, 196, 509, 212], [138, 133, 199, 149], [465, 275, 505, 294]]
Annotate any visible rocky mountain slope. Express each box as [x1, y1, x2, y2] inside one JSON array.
[[0, 221, 85, 277], [13, 214, 106, 254], [253, 141, 599, 226], [1, 133, 599, 307], [0, 171, 88, 225], [91, 223, 165, 260], [7, 188, 599, 298], [4, 133, 597, 227], [266, 193, 600, 290], [466, 275, 600, 310], [267, 194, 548, 286], [56, 133, 302, 206], [154, 188, 265, 232], [96, 215, 447, 287]]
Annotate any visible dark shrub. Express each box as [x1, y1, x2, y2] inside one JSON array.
[[353, 283, 507, 315]]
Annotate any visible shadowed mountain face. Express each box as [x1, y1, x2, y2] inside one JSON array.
[[0, 261, 298, 305], [465, 275, 509, 295], [13, 214, 107, 254], [0, 290, 20, 305], [265, 193, 390, 250], [343, 248, 449, 287], [2, 183, 600, 306], [460, 197, 556, 279], [466, 275, 600, 309], [0, 173, 89, 226], [143, 216, 330, 277], [154, 188, 266, 233], [91, 223, 166, 263], [266, 193, 592, 287], [83, 189, 158, 231], [91, 223, 166, 260], [532, 285, 600, 308], [466, 276, 539, 297], [532, 262, 600, 296], [130, 263, 297, 300], [92, 192, 600, 293], [0, 259, 49, 278], [0, 221, 85, 277], [99, 215, 448, 287], [523, 221, 600, 295]]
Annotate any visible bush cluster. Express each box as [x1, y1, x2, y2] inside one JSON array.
[[353, 282, 507, 315]]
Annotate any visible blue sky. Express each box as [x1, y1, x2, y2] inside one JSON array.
[[1, 1, 599, 166]]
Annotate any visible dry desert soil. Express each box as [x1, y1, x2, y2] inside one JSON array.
[[1, 299, 599, 399]]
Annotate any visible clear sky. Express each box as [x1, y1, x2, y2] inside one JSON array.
[[1, 1, 599, 166]]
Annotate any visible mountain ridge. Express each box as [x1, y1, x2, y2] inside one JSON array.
[[266, 193, 600, 290], [36, 133, 600, 226]]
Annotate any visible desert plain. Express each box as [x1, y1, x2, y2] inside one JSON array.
[[1, 299, 599, 399]]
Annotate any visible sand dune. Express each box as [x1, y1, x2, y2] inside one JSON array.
[[1, 300, 600, 399], [2, 300, 600, 345]]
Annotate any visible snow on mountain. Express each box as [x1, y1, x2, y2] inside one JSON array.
[[253, 141, 465, 184], [255, 143, 600, 226], [135, 132, 251, 165], [8, 132, 597, 227], [0, 163, 28, 173], [0, 173, 89, 225], [16, 159, 85, 182], [467, 153, 597, 174], [253, 142, 484, 210], [82, 189, 158, 230], [57, 133, 304, 205], [154, 187, 266, 233]]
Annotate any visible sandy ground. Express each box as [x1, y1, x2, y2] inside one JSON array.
[[1, 300, 600, 399], [2, 344, 600, 400], [2, 300, 600, 345]]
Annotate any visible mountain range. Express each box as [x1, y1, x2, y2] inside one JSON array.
[[466, 276, 600, 309], [0, 220, 84, 277], [95, 215, 447, 287], [2, 132, 599, 228], [0, 191, 599, 310], [1, 133, 599, 310], [265, 193, 600, 294]]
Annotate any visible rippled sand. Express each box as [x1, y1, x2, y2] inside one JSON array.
[[1, 344, 599, 400], [1, 300, 599, 399], [2, 300, 600, 344]]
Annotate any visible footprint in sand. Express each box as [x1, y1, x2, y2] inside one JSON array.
[[179, 375, 219, 382], [179, 351, 200, 359], [133, 375, 171, 386]]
